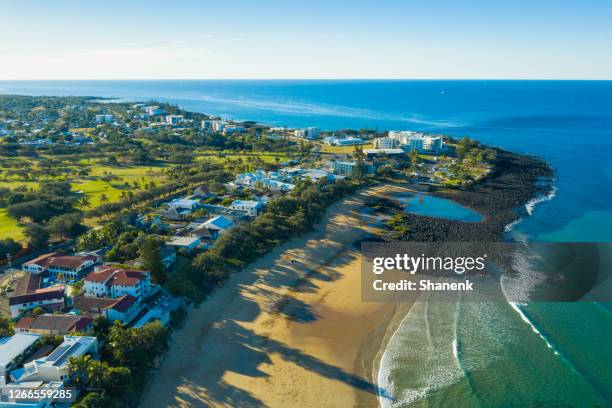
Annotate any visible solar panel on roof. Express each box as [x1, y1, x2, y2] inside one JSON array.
[[53, 342, 81, 366], [45, 344, 70, 361]]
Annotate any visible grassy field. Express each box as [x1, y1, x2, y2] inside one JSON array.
[[195, 151, 293, 164], [0, 209, 24, 241], [319, 142, 373, 154], [0, 162, 170, 241]]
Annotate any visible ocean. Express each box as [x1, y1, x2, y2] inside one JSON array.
[[1, 80, 611, 406]]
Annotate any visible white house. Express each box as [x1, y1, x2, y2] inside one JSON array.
[[9, 286, 66, 318], [0, 333, 41, 379], [229, 200, 265, 217], [11, 336, 98, 384], [22, 253, 100, 280], [83, 267, 151, 299]]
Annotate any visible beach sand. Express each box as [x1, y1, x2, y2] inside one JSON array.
[[140, 185, 415, 408]]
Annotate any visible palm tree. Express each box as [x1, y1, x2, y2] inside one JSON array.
[[68, 354, 92, 386], [410, 148, 419, 173]]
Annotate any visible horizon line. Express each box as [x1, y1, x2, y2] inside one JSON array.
[[1, 78, 612, 82]]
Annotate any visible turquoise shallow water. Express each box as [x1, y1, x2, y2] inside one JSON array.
[[1, 80, 611, 406], [395, 193, 483, 223]]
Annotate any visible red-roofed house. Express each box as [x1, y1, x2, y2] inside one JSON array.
[[73, 295, 141, 324], [8, 285, 66, 318], [23, 252, 100, 280], [14, 314, 93, 336], [83, 266, 151, 299]]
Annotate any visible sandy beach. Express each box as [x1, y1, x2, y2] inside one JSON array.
[[140, 184, 415, 407]]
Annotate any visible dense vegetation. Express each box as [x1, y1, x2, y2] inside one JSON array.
[[167, 178, 360, 300]]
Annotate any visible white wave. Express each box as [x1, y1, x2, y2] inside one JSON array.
[[377, 299, 464, 408], [525, 186, 557, 216], [187, 94, 464, 128], [508, 302, 559, 356], [504, 218, 523, 233]]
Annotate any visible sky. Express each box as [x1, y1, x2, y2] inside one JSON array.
[[1, 0, 611, 80]]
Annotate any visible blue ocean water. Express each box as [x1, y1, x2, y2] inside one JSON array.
[[1, 80, 611, 406], [2, 79, 610, 242]]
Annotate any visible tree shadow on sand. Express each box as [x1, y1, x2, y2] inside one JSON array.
[[173, 320, 393, 407]]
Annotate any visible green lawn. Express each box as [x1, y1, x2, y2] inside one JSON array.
[[0, 209, 24, 241], [0, 163, 170, 241], [319, 142, 373, 154]]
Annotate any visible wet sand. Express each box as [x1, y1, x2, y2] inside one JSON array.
[[140, 185, 415, 408]]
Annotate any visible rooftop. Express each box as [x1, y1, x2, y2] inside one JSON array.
[[204, 215, 234, 230], [0, 334, 41, 368], [231, 200, 264, 208], [167, 236, 201, 247], [15, 314, 93, 333]]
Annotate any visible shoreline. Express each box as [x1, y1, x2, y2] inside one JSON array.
[[139, 184, 416, 407], [138, 148, 553, 407]]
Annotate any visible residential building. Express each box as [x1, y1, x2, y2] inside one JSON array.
[[201, 120, 214, 130], [83, 267, 151, 299], [387, 130, 444, 153], [14, 315, 93, 336], [212, 121, 227, 132], [331, 160, 376, 177], [0, 334, 41, 379], [229, 200, 265, 217], [9, 286, 66, 318], [294, 127, 320, 140], [94, 114, 113, 124], [374, 137, 399, 149], [73, 295, 141, 324], [168, 198, 200, 212], [22, 253, 100, 280], [423, 135, 444, 153], [11, 336, 98, 383], [166, 236, 202, 253], [203, 215, 234, 234], [165, 115, 184, 125]]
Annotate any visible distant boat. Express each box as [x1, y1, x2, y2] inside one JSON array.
[[440, 90, 445, 95]]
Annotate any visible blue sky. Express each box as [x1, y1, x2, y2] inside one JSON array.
[[1, 0, 611, 79]]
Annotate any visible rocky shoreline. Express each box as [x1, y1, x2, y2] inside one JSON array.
[[379, 148, 554, 242]]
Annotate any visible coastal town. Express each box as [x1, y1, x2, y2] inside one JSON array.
[[0, 94, 532, 407]]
